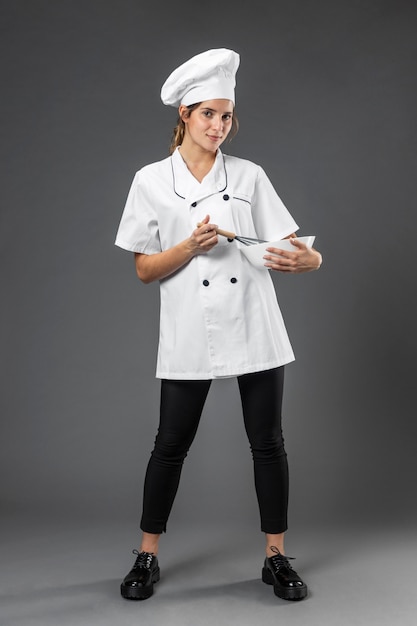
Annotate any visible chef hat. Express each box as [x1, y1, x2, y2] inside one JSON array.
[[161, 48, 240, 107]]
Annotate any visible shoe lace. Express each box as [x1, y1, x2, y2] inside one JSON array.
[[132, 549, 154, 570], [270, 546, 295, 570]]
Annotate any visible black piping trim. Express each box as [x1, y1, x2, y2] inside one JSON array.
[[217, 153, 228, 192], [232, 195, 251, 205], [171, 152, 228, 198], [171, 158, 185, 199]]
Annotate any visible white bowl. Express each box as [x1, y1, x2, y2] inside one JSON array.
[[240, 236, 316, 269]]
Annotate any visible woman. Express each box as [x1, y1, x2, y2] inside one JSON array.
[[115, 48, 322, 602]]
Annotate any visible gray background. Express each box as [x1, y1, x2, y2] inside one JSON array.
[[1, 1, 416, 625]]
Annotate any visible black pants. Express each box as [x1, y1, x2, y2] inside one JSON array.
[[140, 367, 289, 535]]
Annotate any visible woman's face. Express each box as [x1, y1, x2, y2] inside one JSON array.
[[180, 99, 234, 153]]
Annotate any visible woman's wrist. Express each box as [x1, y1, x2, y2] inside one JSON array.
[[313, 251, 322, 269], [182, 237, 197, 257]]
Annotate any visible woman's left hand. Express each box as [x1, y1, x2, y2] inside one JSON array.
[[263, 238, 322, 273]]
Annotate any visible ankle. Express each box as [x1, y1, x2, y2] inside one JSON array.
[[140, 531, 160, 555], [266, 545, 285, 558], [265, 532, 285, 557], [140, 546, 158, 556]]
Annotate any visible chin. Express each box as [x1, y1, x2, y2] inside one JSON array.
[[205, 141, 222, 151]]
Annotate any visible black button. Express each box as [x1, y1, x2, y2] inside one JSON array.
[[202, 279, 210, 287], [223, 194, 230, 201], [227, 238, 234, 243], [191, 201, 197, 207], [230, 277, 238, 284]]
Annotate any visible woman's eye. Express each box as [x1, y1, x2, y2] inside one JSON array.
[[223, 114, 232, 121], [203, 110, 212, 117]]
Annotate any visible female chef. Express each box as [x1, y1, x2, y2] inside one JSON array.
[[115, 48, 322, 602]]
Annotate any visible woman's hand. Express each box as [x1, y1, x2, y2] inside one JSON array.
[[263, 238, 322, 273], [187, 214, 219, 255], [135, 215, 218, 283]]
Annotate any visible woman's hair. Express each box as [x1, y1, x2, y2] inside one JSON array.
[[169, 103, 239, 154]]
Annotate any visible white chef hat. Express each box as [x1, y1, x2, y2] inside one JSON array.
[[161, 48, 240, 108]]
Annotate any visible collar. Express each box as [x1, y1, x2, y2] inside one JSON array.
[[170, 147, 228, 201]]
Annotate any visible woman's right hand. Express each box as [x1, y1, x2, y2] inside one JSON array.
[[135, 215, 218, 283], [187, 214, 219, 255]]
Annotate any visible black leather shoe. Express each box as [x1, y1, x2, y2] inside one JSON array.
[[120, 550, 160, 600], [262, 546, 307, 600]]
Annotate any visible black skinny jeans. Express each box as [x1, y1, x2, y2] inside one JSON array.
[[140, 367, 289, 535]]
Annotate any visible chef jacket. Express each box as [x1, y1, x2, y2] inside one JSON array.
[[115, 148, 299, 379]]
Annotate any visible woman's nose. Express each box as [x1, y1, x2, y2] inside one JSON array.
[[211, 115, 223, 130]]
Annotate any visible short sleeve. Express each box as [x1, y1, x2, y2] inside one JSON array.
[[252, 166, 299, 240], [115, 171, 162, 254]]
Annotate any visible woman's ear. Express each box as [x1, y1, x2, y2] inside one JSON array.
[[178, 104, 188, 123]]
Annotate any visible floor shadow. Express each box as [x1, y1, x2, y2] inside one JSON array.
[[0, 578, 120, 603]]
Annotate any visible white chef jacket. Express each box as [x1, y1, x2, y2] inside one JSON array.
[[115, 148, 299, 379]]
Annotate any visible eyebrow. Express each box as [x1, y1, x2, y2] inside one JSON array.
[[202, 107, 233, 114]]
